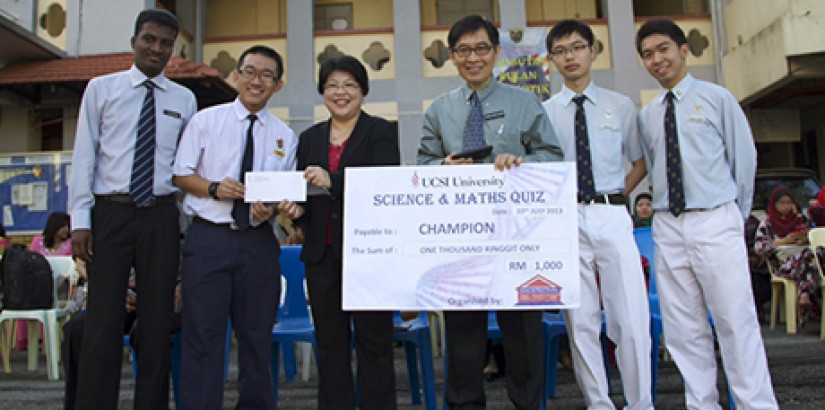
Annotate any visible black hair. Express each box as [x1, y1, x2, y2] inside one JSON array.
[[634, 192, 653, 206], [317, 55, 369, 96], [237, 45, 285, 82], [635, 19, 687, 55], [447, 15, 499, 49], [42, 212, 70, 249], [134, 8, 179, 37], [546, 19, 594, 50], [0, 225, 6, 237]]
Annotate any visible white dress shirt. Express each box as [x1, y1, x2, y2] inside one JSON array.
[[638, 74, 757, 217], [543, 82, 643, 194], [174, 98, 298, 224], [69, 65, 197, 230]]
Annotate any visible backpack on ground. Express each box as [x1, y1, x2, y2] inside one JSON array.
[[0, 244, 54, 309]]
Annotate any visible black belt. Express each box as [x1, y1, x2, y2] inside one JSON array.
[[193, 216, 269, 231], [96, 194, 175, 207], [578, 193, 626, 205]]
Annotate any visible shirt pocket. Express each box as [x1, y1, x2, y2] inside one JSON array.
[[263, 150, 289, 171], [156, 111, 185, 162]]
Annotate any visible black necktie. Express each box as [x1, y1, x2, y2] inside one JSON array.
[[232, 114, 257, 229], [665, 91, 685, 216], [462, 92, 485, 151], [573, 95, 596, 203], [130, 80, 156, 207]]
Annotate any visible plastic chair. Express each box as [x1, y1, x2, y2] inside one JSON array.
[[270, 245, 319, 407], [393, 311, 437, 409], [0, 256, 76, 380], [634, 227, 664, 402], [806, 228, 825, 340], [768, 260, 798, 334]]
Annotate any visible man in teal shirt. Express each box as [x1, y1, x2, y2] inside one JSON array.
[[417, 15, 561, 410]]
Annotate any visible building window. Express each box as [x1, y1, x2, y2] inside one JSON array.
[[436, 0, 495, 25], [315, 3, 353, 31], [36, 108, 63, 151], [633, 0, 709, 17]]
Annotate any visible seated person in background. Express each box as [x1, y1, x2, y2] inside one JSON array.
[[30, 212, 72, 256], [0, 224, 9, 252], [633, 192, 654, 228], [807, 187, 825, 227], [754, 185, 822, 324]]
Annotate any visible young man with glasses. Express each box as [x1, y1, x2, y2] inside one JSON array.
[[418, 14, 561, 410], [173, 45, 303, 408], [543, 20, 652, 410], [636, 19, 778, 409]]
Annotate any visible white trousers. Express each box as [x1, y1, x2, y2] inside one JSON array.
[[653, 202, 778, 410], [565, 204, 653, 410]]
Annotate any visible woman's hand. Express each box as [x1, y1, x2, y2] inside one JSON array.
[[251, 201, 276, 223], [305, 166, 332, 189], [278, 200, 305, 219]]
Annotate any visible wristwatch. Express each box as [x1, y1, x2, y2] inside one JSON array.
[[208, 181, 220, 199]]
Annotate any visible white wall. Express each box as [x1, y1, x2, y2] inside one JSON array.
[[0, 0, 35, 31], [69, 0, 152, 55]]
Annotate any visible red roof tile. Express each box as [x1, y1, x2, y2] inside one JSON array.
[[0, 52, 225, 85]]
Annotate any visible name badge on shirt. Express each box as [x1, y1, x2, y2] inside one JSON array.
[[484, 110, 505, 121], [274, 150, 286, 158], [163, 109, 182, 119]]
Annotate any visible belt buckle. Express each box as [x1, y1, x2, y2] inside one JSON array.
[[145, 197, 157, 207]]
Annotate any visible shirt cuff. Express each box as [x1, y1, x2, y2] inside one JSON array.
[[71, 210, 91, 231]]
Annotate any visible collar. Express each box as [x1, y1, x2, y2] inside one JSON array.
[[461, 78, 498, 102], [231, 98, 268, 126], [559, 81, 600, 107], [129, 65, 168, 91], [658, 73, 694, 104]]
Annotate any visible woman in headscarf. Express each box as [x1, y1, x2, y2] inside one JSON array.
[[633, 192, 654, 228], [754, 185, 821, 324]]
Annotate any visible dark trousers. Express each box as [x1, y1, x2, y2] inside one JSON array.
[[445, 310, 544, 410], [64, 310, 138, 410], [179, 221, 280, 410], [74, 199, 179, 410], [305, 247, 396, 410]]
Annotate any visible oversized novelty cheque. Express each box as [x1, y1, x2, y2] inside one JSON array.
[[342, 162, 580, 310]]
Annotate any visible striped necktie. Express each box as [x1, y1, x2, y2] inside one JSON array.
[[130, 80, 156, 207], [462, 91, 485, 151], [665, 91, 685, 216], [573, 95, 596, 203], [232, 114, 257, 229]]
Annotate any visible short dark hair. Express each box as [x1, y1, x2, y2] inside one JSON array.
[[546, 19, 594, 50], [317, 55, 369, 96], [635, 19, 687, 55], [42, 212, 70, 249], [447, 15, 499, 49], [134, 8, 179, 37], [237, 45, 285, 82]]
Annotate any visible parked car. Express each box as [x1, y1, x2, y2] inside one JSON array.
[[752, 168, 822, 219]]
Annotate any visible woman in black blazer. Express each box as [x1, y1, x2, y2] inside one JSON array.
[[294, 56, 400, 410]]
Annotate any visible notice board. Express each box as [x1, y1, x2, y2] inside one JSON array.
[[0, 151, 71, 234]]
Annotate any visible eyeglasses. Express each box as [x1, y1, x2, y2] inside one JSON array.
[[323, 82, 361, 93], [451, 43, 494, 59], [549, 43, 590, 57], [237, 66, 278, 84]]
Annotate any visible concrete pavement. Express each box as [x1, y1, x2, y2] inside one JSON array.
[[0, 321, 823, 409]]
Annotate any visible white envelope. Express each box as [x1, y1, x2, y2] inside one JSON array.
[[244, 171, 306, 202]]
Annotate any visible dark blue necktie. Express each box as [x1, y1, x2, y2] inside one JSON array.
[[665, 91, 685, 216], [232, 114, 257, 229], [462, 92, 485, 151], [573, 95, 596, 203], [130, 80, 156, 207]]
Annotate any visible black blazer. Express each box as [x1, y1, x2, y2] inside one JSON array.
[[296, 111, 400, 264]]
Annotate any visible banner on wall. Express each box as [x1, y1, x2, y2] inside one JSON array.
[[495, 27, 552, 102], [0, 151, 71, 234]]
